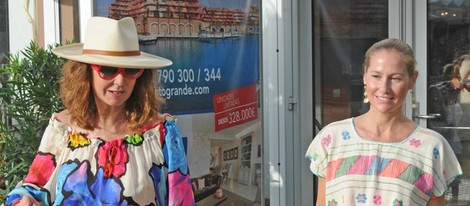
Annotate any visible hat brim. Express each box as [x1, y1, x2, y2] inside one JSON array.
[[52, 43, 172, 69]]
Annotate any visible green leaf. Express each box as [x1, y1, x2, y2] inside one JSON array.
[[0, 40, 65, 196]]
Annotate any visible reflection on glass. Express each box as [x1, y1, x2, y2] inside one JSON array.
[[428, 0, 470, 204], [312, 0, 387, 203], [313, 0, 388, 126]]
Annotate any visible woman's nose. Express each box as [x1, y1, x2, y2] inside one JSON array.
[[379, 78, 392, 91], [113, 72, 126, 84]]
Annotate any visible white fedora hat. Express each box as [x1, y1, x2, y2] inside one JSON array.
[[52, 16, 172, 69]]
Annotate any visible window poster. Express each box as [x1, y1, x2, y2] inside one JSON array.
[[96, 0, 261, 203]]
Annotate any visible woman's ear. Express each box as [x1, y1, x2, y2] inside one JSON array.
[[409, 70, 419, 89]]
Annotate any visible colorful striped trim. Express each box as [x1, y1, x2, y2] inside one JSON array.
[[326, 155, 433, 194]]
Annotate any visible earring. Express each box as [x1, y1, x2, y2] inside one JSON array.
[[363, 85, 369, 103]]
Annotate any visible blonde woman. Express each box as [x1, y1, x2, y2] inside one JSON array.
[[306, 38, 462, 206]]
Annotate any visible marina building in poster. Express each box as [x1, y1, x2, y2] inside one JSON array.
[[107, 0, 260, 40]]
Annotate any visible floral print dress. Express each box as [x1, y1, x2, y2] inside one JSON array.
[[5, 114, 194, 206], [305, 118, 462, 206]]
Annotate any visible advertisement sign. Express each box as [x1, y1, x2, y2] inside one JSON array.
[[96, 0, 260, 115], [213, 84, 258, 131]]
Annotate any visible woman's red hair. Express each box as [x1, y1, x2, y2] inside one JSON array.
[[59, 60, 165, 130]]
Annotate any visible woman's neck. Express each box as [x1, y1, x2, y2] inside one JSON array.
[[91, 106, 133, 140], [354, 112, 416, 142]]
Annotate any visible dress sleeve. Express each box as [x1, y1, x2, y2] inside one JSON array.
[[432, 133, 463, 197], [5, 116, 67, 205], [305, 127, 330, 178], [162, 118, 196, 206]]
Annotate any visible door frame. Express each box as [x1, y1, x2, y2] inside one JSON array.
[[389, 0, 428, 126]]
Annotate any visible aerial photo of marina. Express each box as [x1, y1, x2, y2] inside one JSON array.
[[96, 0, 261, 114]]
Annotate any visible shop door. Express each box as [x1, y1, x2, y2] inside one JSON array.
[[312, 0, 388, 201], [413, 0, 470, 204], [312, 0, 388, 128], [313, 0, 470, 204]]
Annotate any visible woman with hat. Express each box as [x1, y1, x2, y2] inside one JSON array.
[[5, 17, 194, 205]]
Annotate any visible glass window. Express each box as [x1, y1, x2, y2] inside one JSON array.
[[313, 0, 388, 127], [94, 0, 263, 205], [0, 0, 8, 64], [427, 0, 470, 204], [312, 0, 387, 202]]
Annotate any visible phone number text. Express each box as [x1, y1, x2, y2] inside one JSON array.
[[157, 68, 222, 84]]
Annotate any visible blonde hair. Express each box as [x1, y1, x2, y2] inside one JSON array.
[[363, 38, 416, 77], [59, 60, 165, 130]]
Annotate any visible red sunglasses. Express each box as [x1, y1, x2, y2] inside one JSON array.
[[90, 64, 144, 80]]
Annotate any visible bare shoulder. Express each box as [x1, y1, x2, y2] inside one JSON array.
[[156, 113, 171, 122], [152, 113, 169, 123], [140, 113, 168, 128], [54, 110, 72, 125], [54, 110, 90, 133]]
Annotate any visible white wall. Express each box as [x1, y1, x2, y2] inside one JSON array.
[[174, 115, 210, 178], [189, 132, 211, 178], [8, 0, 34, 56]]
